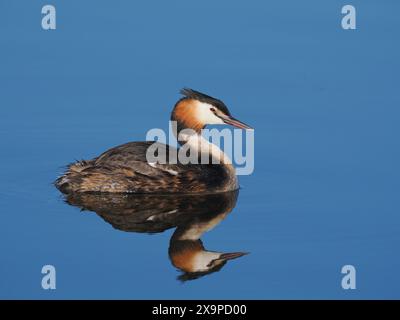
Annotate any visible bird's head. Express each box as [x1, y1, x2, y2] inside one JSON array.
[[171, 88, 252, 133]]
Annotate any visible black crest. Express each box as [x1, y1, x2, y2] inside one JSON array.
[[180, 88, 231, 116]]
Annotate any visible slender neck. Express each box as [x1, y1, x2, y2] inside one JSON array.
[[178, 131, 232, 165], [173, 212, 229, 241]]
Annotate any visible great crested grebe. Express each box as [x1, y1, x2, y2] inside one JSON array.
[[55, 88, 252, 194]]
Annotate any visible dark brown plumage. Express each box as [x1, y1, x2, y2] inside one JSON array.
[[55, 142, 237, 194], [64, 190, 238, 233]]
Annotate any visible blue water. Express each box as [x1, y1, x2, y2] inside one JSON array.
[[1, 0, 399, 299]]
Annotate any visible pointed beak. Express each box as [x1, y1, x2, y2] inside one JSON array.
[[219, 252, 249, 261], [220, 115, 253, 130]]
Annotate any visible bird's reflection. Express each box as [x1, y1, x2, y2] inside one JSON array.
[[64, 190, 248, 281]]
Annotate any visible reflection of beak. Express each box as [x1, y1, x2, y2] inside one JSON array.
[[220, 115, 253, 130], [219, 252, 249, 261]]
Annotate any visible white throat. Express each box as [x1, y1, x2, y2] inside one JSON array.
[[178, 132, 232, 165], [192, 251, 222, 272], [178, 212, 228, 241]]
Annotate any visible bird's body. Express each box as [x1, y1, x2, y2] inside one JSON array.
[[56, 141, 237, 194], [55, 89, 251, 194]]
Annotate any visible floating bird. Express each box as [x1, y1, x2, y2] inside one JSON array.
[[55, 88, 252, 194]]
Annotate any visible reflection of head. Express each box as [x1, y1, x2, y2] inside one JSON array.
[[63, 190, 248, 281], [167, 191, 247, 281], [169, 239, 247, 282]]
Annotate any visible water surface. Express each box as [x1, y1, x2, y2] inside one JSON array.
[[0, 0, 399, 299]]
